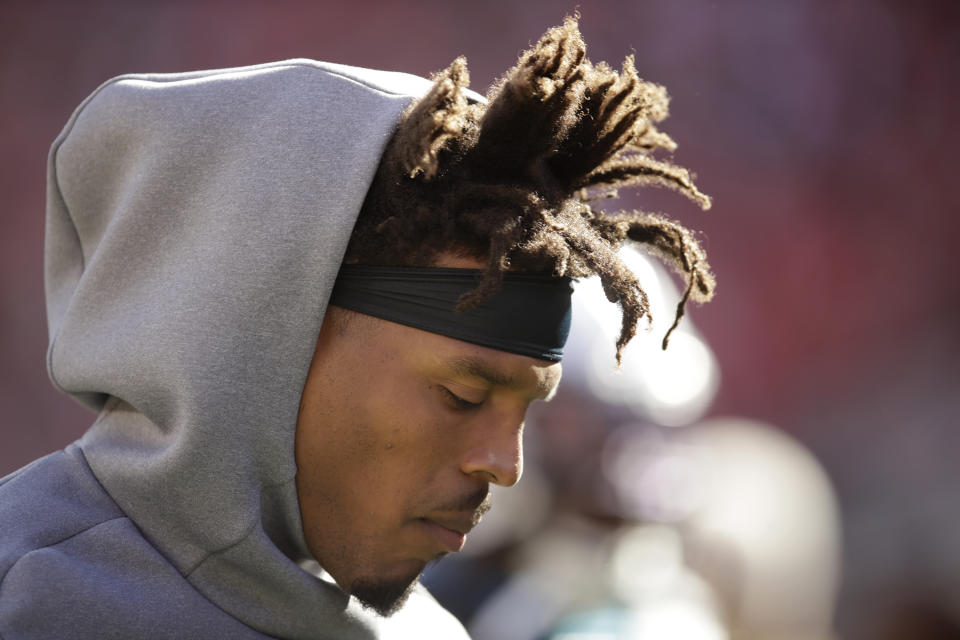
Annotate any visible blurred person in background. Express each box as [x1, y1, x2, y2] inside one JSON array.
[[425, 249, 841, 640], [0, 18, 718, 640]]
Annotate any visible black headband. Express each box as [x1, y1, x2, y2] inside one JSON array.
[[329, 265, 573, 361]]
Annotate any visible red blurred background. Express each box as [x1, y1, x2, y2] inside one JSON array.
[[2, 0, 958, 636]]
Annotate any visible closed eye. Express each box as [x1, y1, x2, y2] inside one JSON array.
[[440, 386, 483, 411]]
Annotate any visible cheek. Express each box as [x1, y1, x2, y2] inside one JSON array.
[[384, 384, 463, 456], [359, 387, 468, 503], [296, 372, 468, 529]]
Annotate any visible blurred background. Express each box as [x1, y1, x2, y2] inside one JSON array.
[[1, 0, 957, 637]]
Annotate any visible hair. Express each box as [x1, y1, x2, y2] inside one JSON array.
[[345, 16, 715, 363]]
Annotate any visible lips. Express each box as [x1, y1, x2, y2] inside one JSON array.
[[418, 515, 476, 553], [418, 488, 490, 554]]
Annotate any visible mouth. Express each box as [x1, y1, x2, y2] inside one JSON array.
[[417, 516, 473, 553], [417, 488, 491, 554]]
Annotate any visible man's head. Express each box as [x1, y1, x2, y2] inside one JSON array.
[[296, 17, 714, 615], [296, 256, 563, 615]]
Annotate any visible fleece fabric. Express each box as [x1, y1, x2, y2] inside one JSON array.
[[0, 59, 475, 639]]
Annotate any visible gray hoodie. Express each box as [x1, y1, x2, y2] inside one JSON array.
[[0, 59, 472, 639]]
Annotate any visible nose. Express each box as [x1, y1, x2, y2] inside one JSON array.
[[460, 417, 524, 487]]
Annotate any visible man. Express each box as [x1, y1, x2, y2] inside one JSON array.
[[0, 18, 713, 639]]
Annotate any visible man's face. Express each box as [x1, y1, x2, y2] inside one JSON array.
[[294, 267, 562, 616]]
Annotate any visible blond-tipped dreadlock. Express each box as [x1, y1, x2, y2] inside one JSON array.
[[345, 17, 715, 362]]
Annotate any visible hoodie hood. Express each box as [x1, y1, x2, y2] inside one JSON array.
[[44, 59, 472, 639]]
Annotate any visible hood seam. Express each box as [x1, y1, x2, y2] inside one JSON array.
[[182, 472, 302, 579], [0, 516, 124, 597]]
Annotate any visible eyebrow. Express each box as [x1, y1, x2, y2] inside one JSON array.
[[448, 356, 516, 388], [446, 355, 558, 400]]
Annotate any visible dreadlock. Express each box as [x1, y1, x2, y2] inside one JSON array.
[[344, 17, 715, 363]]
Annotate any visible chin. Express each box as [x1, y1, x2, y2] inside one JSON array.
[[350, 569, 423, 617]]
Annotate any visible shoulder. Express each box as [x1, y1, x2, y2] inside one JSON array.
[[0, 445, 124, 578], [0, 446, 266, 638]]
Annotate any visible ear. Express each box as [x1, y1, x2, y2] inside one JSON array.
[[395, 56, 471, 180]]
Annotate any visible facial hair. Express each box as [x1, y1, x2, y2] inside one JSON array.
[[350, 568, 423, 617], [350, 486, 491, 617]]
